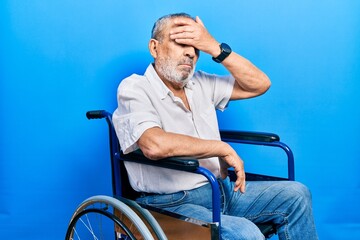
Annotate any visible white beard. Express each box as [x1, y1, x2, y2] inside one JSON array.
[[156, 56, 195, 88]]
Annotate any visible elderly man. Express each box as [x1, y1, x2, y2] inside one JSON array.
[[113, 13, 318, 240]]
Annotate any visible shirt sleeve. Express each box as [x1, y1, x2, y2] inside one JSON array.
[[214, 74, 235, 111], [112, 77, 161, 154], [196, 71, 235, 111]]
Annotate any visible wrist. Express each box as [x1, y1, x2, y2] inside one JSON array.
[[218, 141, 232, 157], [209, 41, 221, 57], [212, 43, 232, 63]]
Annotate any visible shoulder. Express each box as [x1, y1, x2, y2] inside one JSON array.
[[191, 71, 213, 86], [117, 73, 150, 95], [193, 70, 214, 80], [190, 70, 219, 89], [192, 70, 233, 86], [119, 73, 147, 88]]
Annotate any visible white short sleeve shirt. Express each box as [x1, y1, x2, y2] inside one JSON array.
[[112, 64, 235, 194]]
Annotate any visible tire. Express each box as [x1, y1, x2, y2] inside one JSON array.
[[65, 195, 154, 240]]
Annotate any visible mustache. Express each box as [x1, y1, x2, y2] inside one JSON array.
[[179, 58, 194, 66]]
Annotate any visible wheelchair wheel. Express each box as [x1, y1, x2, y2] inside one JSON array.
[[65, 195, 155, 240]]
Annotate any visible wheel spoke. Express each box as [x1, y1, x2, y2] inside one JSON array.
[[65, 196, 155, 240]]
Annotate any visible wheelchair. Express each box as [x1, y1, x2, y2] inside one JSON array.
[[65, 110, 295, 240]]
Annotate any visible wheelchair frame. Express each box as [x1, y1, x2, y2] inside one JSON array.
[[65, 110, 295, 240]]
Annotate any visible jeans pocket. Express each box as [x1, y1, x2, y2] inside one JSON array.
[[136, 191, 187, 208]]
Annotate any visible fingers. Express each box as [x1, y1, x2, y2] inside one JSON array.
[[220, 153, 246, 193], [172, 16, 204, 27], [231, 157, 246, 193], [170, 31, 194, 41], [173, 17, 196, 26], [170, 25, 194, 35], [169, 25, 196, 45], [170, 16, 217, 54], [233, 169, 246, 193], [170, 17, 202, 41], [195, 16, 204, 27]]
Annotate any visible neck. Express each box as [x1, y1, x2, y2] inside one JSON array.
[[162, 78, 185, 93]]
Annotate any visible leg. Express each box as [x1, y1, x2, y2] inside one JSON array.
[[136, 183, 265, 240], [220, 178, 318, 240], [171, 204, 265, 240]]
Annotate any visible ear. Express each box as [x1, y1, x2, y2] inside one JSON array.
[[148, 39, 159, 58]]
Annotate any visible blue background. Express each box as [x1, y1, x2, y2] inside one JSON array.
[[1, 1, 359, 239]]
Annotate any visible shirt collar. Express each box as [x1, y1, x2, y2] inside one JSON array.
[[144, 64, 195, 99]]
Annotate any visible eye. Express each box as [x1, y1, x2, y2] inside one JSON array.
[[195, 48, 200, 56], [173, 41, 186, 48]]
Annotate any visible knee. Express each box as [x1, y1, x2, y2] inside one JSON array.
[[286, 181, 313, 209], [292, 182, 312, 200], [221, 217, 265, 240]]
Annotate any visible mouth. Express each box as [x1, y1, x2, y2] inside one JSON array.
[[179, 63, 192, 69], [178, 60, 194, 70]]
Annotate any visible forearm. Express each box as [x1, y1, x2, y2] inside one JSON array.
[[204, 41, 270, 99], [221, 51, 271, 99], [138, 127, 246, 192], [138, 127, 229, 160]]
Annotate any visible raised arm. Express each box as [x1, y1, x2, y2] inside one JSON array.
[[169, 16, 271, 100]]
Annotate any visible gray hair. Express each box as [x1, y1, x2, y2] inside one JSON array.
[[151, 13, 195, 42]]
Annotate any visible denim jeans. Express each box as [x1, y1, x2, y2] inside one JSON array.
[[136, 177, 318, 240]]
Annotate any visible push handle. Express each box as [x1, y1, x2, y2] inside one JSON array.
[[86, 110, 108, 120]]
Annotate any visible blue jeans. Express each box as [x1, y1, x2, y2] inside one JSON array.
[[136, 177, 318, 240]]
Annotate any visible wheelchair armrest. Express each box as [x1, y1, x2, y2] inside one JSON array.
[[119, 150, 199, 172], [221, 130, 295, 181], [220, 130, 280, 143]]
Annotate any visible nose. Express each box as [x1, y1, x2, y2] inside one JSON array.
[[184, 46, 198, 59]]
